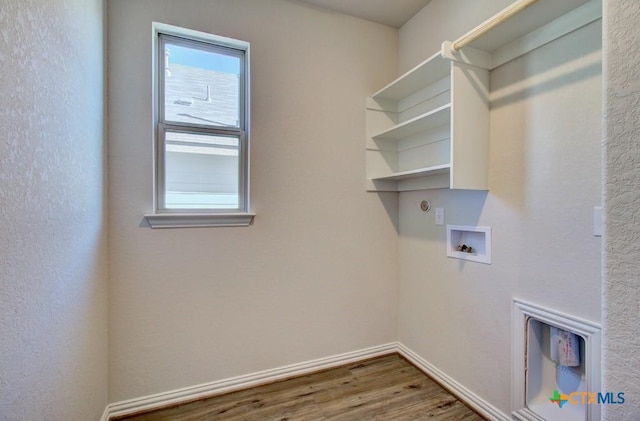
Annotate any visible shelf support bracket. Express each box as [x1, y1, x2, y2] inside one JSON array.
[[440, 41, 492, 69]]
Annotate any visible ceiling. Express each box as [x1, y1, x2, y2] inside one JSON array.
[[297, 0, 432, 28]]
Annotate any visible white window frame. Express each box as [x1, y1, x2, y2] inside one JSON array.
[[145, 22, 254, 228]]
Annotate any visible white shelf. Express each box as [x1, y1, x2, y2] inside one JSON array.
[[366, 56, 488, 191], [371, 52, 450, 101], [372, 164, 451, 182], [372, 104, 451, 140], [443, 0, 601, 70], [467, 0, 593, 52]]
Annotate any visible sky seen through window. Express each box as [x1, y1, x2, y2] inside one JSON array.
[[167, 43, 240, 74]]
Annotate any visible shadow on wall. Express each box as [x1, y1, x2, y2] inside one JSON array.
[[490, 52, 601, 110], [376, 191, 400, 233], [490, 21, 601, 110], [488, 22, 602, 212], [400, 188, 489, 241]]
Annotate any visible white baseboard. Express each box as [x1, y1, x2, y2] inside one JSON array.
[[396, 343, 511, 421], [105, 342, 509, 420], [106, 343, 397, 419], [100, 405, 110, 421]]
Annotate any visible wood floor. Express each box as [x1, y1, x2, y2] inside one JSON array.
[[114, 354, 486, 421]]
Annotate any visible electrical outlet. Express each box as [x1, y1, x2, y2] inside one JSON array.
[[435, 208, 444, 226]]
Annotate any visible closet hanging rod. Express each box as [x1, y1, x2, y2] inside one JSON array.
[[452, 0, 540, 51]]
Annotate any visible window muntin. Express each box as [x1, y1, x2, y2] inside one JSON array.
[[155, 29, 249, 215]]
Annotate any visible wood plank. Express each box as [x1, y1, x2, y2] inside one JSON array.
[[113, 354, 486, 421]]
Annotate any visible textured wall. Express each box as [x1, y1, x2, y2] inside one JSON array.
[[602, 0, 640, 419], [108, 0, 398, 402], [0, 0, 108, 420], [397, 0, 602, 415]]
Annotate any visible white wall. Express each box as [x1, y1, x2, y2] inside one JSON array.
[[399, 0, 514, 73], [602, 0, 640, 419], [5, 2, 637, 419], [0, 0, 108, 420], [397, 0, 602, 415], [108, 0, 399, 402]]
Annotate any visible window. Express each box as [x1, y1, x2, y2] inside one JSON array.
[[145, 23, 253, 228]]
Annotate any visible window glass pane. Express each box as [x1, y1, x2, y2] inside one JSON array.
[[163, 41, 241, 128], [164, 131, 239, 209]]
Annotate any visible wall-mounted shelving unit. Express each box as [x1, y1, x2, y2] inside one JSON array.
[[366, 52, 489, 192], [365, 0, 601, 193]]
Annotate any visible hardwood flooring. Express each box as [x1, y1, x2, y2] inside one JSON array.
[[114, 354, 486, 421]]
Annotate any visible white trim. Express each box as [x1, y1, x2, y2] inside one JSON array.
[[100, 406, 110, 421], [511, 299, 602, 421], [512, 407, 547, 421], [106, 343, 397, 419], [144, 212, 255, 228], [150, 22, 252, 221], [397, 343, 511, 421], [153, 22, 249, 51]]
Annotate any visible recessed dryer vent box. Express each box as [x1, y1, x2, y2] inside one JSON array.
[[446, 225, 491, 264]]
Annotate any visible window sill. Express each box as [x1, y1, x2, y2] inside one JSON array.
[[144, 212, 255, 229]]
